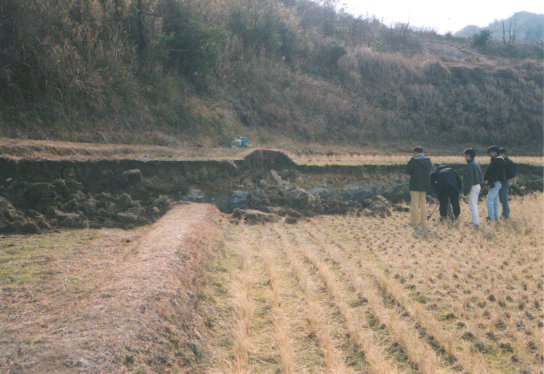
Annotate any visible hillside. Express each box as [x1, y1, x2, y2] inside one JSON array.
[[455, 11, 544, 45], [1, 0, 543, 153]]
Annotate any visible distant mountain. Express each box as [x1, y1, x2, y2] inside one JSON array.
[[455, 25, 480, 37], [455, 11, 544, 43]]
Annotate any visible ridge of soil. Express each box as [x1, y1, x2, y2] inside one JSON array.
[[0, 139, 252, 161], [0, 202, 221, 373]]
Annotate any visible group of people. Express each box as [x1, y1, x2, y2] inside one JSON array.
[[405, 146, 516, 228]]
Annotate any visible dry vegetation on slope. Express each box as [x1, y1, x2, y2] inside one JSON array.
[[200, 193, 543, 374], [1, 0, 542, 151]]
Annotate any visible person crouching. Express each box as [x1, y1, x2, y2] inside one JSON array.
[[431, 165, 463, 221]]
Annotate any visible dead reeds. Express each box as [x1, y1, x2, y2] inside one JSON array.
[[295, 238, 397, 374], [296, 227, 445, 374], [272, 227, 347, 374], [230, 228, 254, 374], [313, 193, 543, 373], [261, 247, 294, 374]]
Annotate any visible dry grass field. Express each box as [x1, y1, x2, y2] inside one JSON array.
[[200, 193, 543, 374], [286, 151, 544, 167], [0, 203, 222, 373], [1, 139, 542, 166], [1, 190, 542, 373]]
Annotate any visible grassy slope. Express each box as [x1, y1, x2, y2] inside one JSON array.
[[0, 0, 542, 153]]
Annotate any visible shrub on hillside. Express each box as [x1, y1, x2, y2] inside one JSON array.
[[229, 7, 302, 62], [472, 29, 493, 48], [159, 19, 227, 76], [318, 41, 347, 70]]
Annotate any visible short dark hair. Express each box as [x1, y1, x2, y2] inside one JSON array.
[[413, 146, 424, 153], [464, 148, 476, 158], [487, 146, 500, 154], [499, 148, 507, 155]]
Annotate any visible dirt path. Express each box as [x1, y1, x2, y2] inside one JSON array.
[[1, 203, 221, 373], [0, 139, 255, 161]]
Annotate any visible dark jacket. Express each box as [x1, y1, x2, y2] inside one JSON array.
[[504, 157, 516, 180], [431, 166, 462, 195], [405, 154, 433, 192], [484, 156, 506, 187], [462, 159, 483, 195]]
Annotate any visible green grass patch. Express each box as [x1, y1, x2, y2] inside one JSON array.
[[0, 230, 99, 286]]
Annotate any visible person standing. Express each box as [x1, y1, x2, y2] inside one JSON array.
[[405, 147, 433, 227], [483, 146, 506, 221], [498, 148, 516, 218], [462, 149, 484, 226], [431, 165, 463, 221]]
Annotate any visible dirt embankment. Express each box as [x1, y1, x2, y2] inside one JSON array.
[[0, 149, 542, 233], [0, 203, 222, 373]]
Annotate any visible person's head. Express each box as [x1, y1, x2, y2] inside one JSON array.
[[487, 146, 500, 158], [499, 148, 507, 157], [464, 148, 476, 162], [413, 146, 424, 155]]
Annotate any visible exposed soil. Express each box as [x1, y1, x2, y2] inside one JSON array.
[[0, 202, 221, 374], [1, 142, 541, 235]]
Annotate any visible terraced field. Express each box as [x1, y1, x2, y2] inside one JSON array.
[[200, 193, 543, 374]]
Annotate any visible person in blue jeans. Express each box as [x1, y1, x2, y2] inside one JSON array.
[[498, 148, 516, 218], [483, 146, 506, 220]]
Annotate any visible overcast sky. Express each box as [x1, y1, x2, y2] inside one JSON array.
[[341, 0, 544, 35]]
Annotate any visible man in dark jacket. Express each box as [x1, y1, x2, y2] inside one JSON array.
[[431, 165, 463, 221], [405, 147, 433, 227], [484, 146, 506, 220], [498, 148, 516, 218]]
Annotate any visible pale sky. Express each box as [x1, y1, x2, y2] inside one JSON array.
[[341, 0, 544, 35]]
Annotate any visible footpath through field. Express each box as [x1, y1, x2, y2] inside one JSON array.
[[0, 203, 219, 373]]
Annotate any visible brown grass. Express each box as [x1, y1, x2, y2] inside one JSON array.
[[292, 233, 398, 374], [286, 150, 544, 166], [272, 227, 348, 373], [230, 228, 254, 374], [296, 227, 445, 374], [261, 247, 295, 373], [198, 193, 543, 373], [0, 203, 223, 373], [309, 192, 543, 373]]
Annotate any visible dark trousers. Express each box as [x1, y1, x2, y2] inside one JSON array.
[[438, 188, 460, 219]]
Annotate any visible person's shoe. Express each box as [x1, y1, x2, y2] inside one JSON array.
[[500, 215, 509, 219]]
